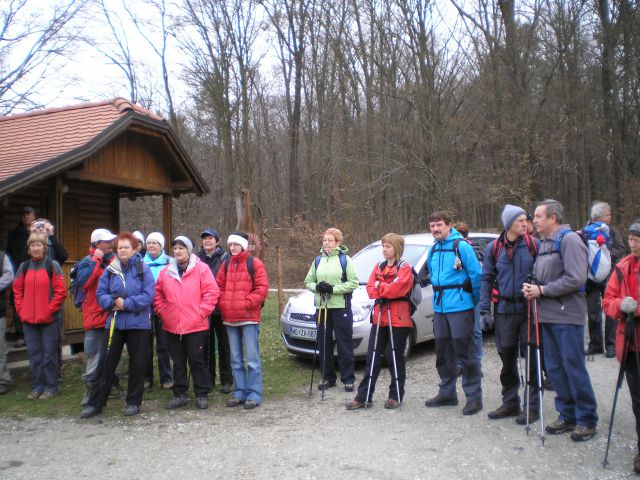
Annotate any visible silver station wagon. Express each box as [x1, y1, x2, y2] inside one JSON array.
[[280, 232, 498, 358]]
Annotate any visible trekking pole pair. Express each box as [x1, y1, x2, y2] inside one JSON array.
[[309, 293, 329, 399], [525, 277, 545, 446], [364, 301, 401, 408], [603, 310, 640, 469]]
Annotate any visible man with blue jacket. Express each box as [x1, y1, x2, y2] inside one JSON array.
[[424, 211, 483, 415], [481, 205, 541, 424]]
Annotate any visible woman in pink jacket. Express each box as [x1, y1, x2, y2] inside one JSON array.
[[154, 236, 219, 410]]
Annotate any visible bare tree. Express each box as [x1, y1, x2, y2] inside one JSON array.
[[0, 0, 87, 114]]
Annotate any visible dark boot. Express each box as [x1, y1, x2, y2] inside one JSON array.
[[488, 403, 520, 420]]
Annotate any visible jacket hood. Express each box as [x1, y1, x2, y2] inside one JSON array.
[[319, 244, 349, 257], [166, 254, 198, 280], [198, 245, 226, 259]]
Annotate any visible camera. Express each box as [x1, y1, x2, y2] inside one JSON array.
[[35, 222, 45, 230]]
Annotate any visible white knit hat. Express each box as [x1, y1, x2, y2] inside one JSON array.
[[172, 235, 194, 255], [146, 231, 165, 250], [227, 233, 249, 250]]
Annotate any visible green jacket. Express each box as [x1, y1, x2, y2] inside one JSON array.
[[304, 245, 359, 309]]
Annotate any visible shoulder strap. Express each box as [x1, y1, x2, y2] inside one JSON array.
[[135, 261, 144, 281], [491, 238, 502, 262], [614, 266, 623, 285], [338, 252, 347, 282], [247, 255, 255, 281], [523, 234, 538, 258], [43, 257, 53, 280], [453, 239, 462, 259], [223, 257, 231, 274], [314, 255, 321, 271]]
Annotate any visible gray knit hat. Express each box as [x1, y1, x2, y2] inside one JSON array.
[[501, 204, 527, 230], [629, 221, 640, 237]]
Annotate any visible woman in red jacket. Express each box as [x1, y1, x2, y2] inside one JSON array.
[[346, 233, 413, 410], [602, 222, 640, 473], [216, 232, 269, 409], [13, 233, 67, 399], [154, 236, 220, 410]]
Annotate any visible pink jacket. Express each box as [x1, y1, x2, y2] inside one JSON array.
[[154, 255, 220, 335]]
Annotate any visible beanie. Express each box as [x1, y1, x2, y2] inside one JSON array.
[[146, 232, 165, 250], [501, 204, 527, 231]]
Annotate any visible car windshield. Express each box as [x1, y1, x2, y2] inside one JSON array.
[[351, 244, 428, 284]]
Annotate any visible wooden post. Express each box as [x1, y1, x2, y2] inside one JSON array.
[[263, 227, 292, 317], [162, 193, 172, 253]]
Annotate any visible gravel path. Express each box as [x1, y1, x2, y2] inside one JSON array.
[[1, 338, 638, 479]]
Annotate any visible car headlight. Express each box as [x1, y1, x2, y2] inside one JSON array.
[[281, 302, 291, 320], [352, 304, 373, 323]]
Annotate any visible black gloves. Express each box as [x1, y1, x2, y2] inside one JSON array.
[[316, 281, 334, 294]]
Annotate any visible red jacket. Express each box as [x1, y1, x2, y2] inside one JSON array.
[[80, 248, 113, 330], [366, 260, 413, 328], [603, 255, 640, 362], [154, 255, 220, 335], [216, 250, 269, 324], [13, 257, 66, 325]]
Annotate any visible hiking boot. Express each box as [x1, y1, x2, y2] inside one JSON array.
[[634, 453, 640, 474], [243, 400, 259, 410], [344, 383, 355, 393], [196, 397, 208, 410], [161, 383, 173, 390], [14, 339, 25, 348], [571, 425, 597, 442], [516, 410, 540, 425], [488, 404, 520, 420], [226, 398, 245, 408], [144, 381, 152, 390], [545, 418, 576, 435], [346, 400, 366, 410], [463, 400, 483, 416], [165, 396, 188, 410], [0, 384, 11, 395], [80, 406, 101, 419], [39, 392, 57, 400], [585, 345, 603, 355], [606, 348, 616, 358], [221, 384, 233, 394], [384, 399, 401, 410], [317, 380, 336, 391], [425, 394, 458, 408], [27, 390, 42, 400], [124, 404, 140, 416]]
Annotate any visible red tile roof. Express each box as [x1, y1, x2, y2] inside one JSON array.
[[0, 98, 165, 184]]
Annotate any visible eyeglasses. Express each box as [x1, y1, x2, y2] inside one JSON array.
[[146, 241, 160, 246]]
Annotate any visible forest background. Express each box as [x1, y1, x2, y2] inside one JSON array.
[[2, 0, 639, 283]]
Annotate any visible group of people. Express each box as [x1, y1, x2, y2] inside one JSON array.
[[305, 202, 640, 474], [0, 210, 269, 417]]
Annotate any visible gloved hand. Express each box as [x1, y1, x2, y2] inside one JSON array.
[[480, 311, 494, 331], [316, 281, 333, 294], [621, 296, 639, 314]]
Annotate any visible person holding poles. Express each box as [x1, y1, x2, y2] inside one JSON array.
[[304, 228, 359, 393], [602, 221, 640, 472], [523, 199, 598, 441], [346, 233, 413, 410], [480, 205, 541, 425]]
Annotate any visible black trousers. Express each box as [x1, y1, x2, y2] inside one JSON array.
[[205, 312, 232, 387], [355, 323, 410, 403], [586, 281, 616, 352], [89, 328, 149, 409], [625, 347, 640, 453], [317, 308, 355, 385], [167, 329, 212, 398]]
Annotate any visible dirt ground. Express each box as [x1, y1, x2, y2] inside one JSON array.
[[1, 338, 638, 480]]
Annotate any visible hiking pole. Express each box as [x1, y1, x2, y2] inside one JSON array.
[[309, 295, 325, 397], [533, 295, 545, 447], [525, 293, 532, 435], [365, 303, 384, 407], [603, 311, 638, 468], [320, 297, 329, 401], [386, 303, 402, 409]]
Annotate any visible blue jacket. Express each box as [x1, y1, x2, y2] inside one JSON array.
[[427, 228, 481, 313], [143, 251, 171, 282], [479, 233, 540, 315], [96, 253, 155, 330]]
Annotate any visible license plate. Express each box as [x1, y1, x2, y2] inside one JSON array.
[[288, 326, 317, 340]]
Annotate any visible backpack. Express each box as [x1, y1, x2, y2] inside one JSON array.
[[426, 239, 474, 305], [538, 228, 587, 291], [22, 257, 53, 281], [398, 260, 422, 315], [491, 233, 538, 262], [581, 222, 612, 283], [68, 260, 85, 309], [314, 252, 352, 307], [223, 255, 265, 308]]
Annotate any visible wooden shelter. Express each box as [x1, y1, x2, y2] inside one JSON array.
[[0, 98, 208, 343]]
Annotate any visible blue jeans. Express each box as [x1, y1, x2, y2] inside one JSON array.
[[82, 328, 106, 388], [542, 323, 598, 427], [0, 317, 11, 386], [227, 324, 262, 404], [23, 321, 59, 394]]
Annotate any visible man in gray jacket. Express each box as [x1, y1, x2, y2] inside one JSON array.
[[523, 199, 598, 442]]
